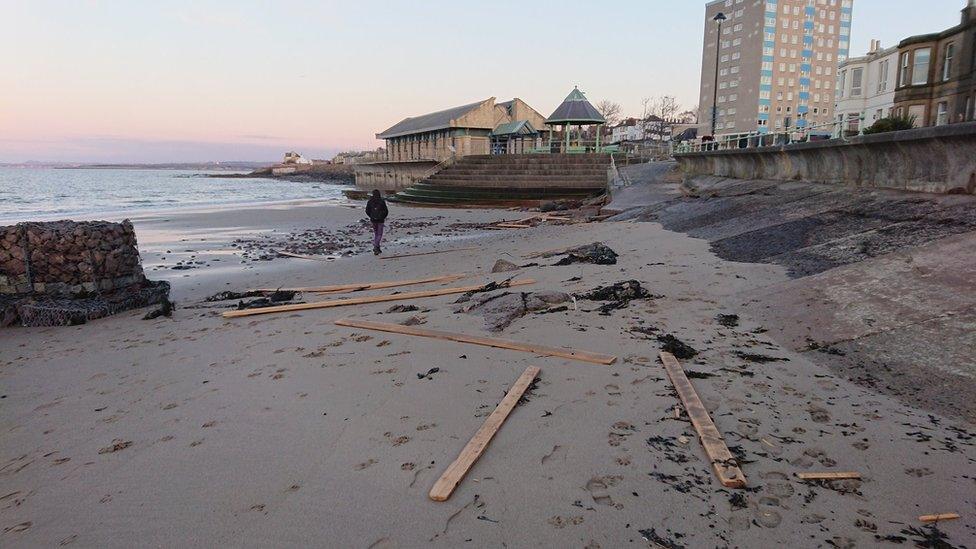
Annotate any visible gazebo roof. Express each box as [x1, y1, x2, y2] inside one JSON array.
[[545, 87, 606, 125]]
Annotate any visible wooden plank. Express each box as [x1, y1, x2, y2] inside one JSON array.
[[334, 318, 617, 365], [379, 247, 478, 260], [222, 279, 535, 319], [660, 351, 747, 488], [495, 223, 532, 229], [919, 513, 960, 523], [795, 472, 861, 481], [277, 251, 334, 261], [250, 274, 466, 294], [429, 365, 540, 502]]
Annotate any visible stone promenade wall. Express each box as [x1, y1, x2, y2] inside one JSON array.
[[674, 122, 976, 194], [0, 220, 146, 295]]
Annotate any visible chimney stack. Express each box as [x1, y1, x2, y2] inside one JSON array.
[[869, 39, 881, 53]]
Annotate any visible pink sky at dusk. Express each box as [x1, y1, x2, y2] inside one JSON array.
[[0, 0, 965, 163]]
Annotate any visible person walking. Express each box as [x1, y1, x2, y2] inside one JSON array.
[[365, 189, 389, 255]]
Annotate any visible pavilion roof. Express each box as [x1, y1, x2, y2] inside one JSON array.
[[377, 99, 491, 139], [545, 87, 606, 125]]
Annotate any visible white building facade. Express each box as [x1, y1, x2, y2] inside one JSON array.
[[835, 39, 899, 134]]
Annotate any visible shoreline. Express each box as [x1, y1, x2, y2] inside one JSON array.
[[0, 193, 355, 226]]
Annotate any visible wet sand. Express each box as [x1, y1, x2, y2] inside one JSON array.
[[1, 199, 974, 547]]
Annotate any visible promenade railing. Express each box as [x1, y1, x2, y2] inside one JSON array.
[[672, 120, 848, 155]]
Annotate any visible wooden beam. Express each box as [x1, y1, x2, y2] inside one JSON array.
[[334, 318, 617, 365], [250, 274, 467, 294], [379, 247, 478, 260], [429, 365, 540, 502], [277, 251, 334, 261], [222, 279, 535, 319], [495, 223, 532, 229], [795, 472, 861, 481], [919, 513, 960, 523], [659, 351, 747, 488]]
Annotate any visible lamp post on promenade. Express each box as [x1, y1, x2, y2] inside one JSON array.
[[711, 12, 727, 139]]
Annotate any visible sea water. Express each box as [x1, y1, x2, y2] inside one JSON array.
[[0, 168, 350, 224]]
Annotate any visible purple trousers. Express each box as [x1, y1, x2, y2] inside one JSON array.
[[372, 222, 384, 248]]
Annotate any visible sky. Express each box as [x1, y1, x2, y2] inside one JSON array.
[[0, 0, 967, 163]]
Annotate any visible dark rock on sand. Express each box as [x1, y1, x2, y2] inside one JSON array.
[[462, 290, 570, 331], [553, 242, 618, 266], [491, 259, 520, 273], [386, 304, 420, 314], [657, 334, 698, 359], [716, 313, 739, 327], [576, 280, 657, 315]]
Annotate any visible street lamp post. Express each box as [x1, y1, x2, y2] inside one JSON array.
[[710, 12, 727, 139]]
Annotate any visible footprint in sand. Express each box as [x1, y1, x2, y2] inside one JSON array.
[[762, 472, 795, 499], [808, 405, 831, 423], [3, 521, 32, 534], [755, 498, 782, 528], [585, 478, 614, 506], [584, 476, 623, 507], [98, 440, 132, 454], [547, 515, 584, 528], [905, 467, 933, 477], [802, 447, 836, 467], [356, 459, 378, 470]]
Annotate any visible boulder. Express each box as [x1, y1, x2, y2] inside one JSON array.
[[491, 259, 519, 273]]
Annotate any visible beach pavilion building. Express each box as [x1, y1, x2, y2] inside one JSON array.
[[355, 89, 612, 194], [377, 97, 547, 163]]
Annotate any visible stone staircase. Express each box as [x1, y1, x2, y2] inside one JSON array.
[[391, 154, 611, 206]]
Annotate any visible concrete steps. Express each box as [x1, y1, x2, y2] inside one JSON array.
[[391, 153, 611, 206]]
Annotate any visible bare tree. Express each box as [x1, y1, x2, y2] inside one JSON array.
[[656, 95, 680, 121], [596, 100, 622, 127], [644, 96, 681, 141]]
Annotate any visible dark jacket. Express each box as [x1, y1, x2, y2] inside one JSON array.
[[365, 196, 388, 223]]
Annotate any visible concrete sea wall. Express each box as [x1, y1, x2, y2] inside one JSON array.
[[674, 122, 976, 194], [354, 161, 439, 191]]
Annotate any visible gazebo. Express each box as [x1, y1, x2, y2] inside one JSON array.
[[545, 86, 607, 152]]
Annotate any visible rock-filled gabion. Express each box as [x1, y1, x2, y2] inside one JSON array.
[[0, 220, 168, 327], [1, 220, 144, 295]]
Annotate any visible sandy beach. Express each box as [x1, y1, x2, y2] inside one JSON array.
[[2, 192, 974, 547]]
